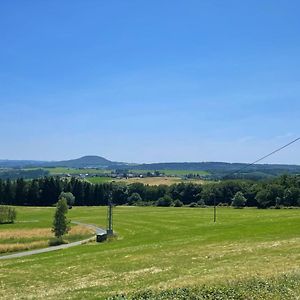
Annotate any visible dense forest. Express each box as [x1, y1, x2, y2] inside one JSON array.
[[0, 174, 299, 208]]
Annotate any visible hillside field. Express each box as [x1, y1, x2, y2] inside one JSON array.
[[26, 167, 210, 177], [114, 176, 206, 186], [86, 176, 206, 185], [1, 206, 300, 299], [130, 169, 210, 176], [40, 167, 111, 175]]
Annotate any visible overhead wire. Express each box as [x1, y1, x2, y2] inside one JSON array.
[[223, 137, 300, 179]]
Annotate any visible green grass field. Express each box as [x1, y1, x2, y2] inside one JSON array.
[[85, 177, 113, 184], [1, 206, 300, 299]]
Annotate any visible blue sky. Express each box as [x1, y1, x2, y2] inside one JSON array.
[[0, 0, 299, 164]]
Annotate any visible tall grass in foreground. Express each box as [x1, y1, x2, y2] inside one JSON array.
[[109, 273, 300, 300]]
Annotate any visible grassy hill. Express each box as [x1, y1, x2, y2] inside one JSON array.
[[1, 206, 300, 299]]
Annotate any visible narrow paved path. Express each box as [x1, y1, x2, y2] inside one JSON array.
[[0, 222, 106, 260]]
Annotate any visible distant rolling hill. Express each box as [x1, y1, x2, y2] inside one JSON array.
[[130, 162, 300, 179], [0, 160, 49, 168], [47, 155, 117, 168], [0, 156, 126, 169], [0, 156, 299, 180]]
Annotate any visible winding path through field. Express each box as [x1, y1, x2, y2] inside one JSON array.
[[0, 221, 106, 260]]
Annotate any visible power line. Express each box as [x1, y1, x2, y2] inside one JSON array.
[[223, 137, 300, 179]]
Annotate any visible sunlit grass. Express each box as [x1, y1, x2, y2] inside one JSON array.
[[85, 177, 113, 184], [1, 206, 300, 299]]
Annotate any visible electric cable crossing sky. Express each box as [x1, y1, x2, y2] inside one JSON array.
[[213, 137, 300, 222]]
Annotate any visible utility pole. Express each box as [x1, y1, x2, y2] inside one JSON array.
[[106, 192, 114, 236]]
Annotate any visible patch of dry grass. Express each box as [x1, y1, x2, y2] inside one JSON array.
[[0, 225, 92, 240], [0, 241, 48, 254], [0, 228, 51, 239], [69, 225, 94, 236], [0, 225, 94, 254]]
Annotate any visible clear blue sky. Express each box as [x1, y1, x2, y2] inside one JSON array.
[[0, 1, 299, 164]]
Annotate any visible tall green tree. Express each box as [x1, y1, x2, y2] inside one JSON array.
[[52, 198, 70, 239], [4, 179, 14, 205], [72, 180, 85, 205], [15, 178, 27, 205], [27, 179, 40, 206]]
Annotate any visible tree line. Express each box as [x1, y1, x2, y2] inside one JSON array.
[[0, 174, 299, 208]]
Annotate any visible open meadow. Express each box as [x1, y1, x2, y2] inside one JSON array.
[[129, 169, 210, 176], [86, 176, 206, 185], [1, 206, 300, 299], [115, 176, 206, 186]]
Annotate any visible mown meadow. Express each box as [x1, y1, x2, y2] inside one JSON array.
[[0, 206, 300, 299]]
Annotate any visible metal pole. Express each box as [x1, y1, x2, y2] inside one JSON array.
[[106, 191, 114, 236]]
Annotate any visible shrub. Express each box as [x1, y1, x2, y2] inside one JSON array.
[[48, 237, 67, 246], [127, 192, 142, 205], [156, 195, 173, 207], [189, 202, 198, 207], [173, 199, 183, 207], [197, 199, 206, 207], [231, 191, 247, 208], [0, 206, 17, 224], [218, 202, 228, 207]]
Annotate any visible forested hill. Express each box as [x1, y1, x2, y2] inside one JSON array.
[[0, 156, 126, 169], [130, 162, 300, 178], [46, 155, 118, 168], [0, 160, 48, 168], [131, 161, 300, 171]]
